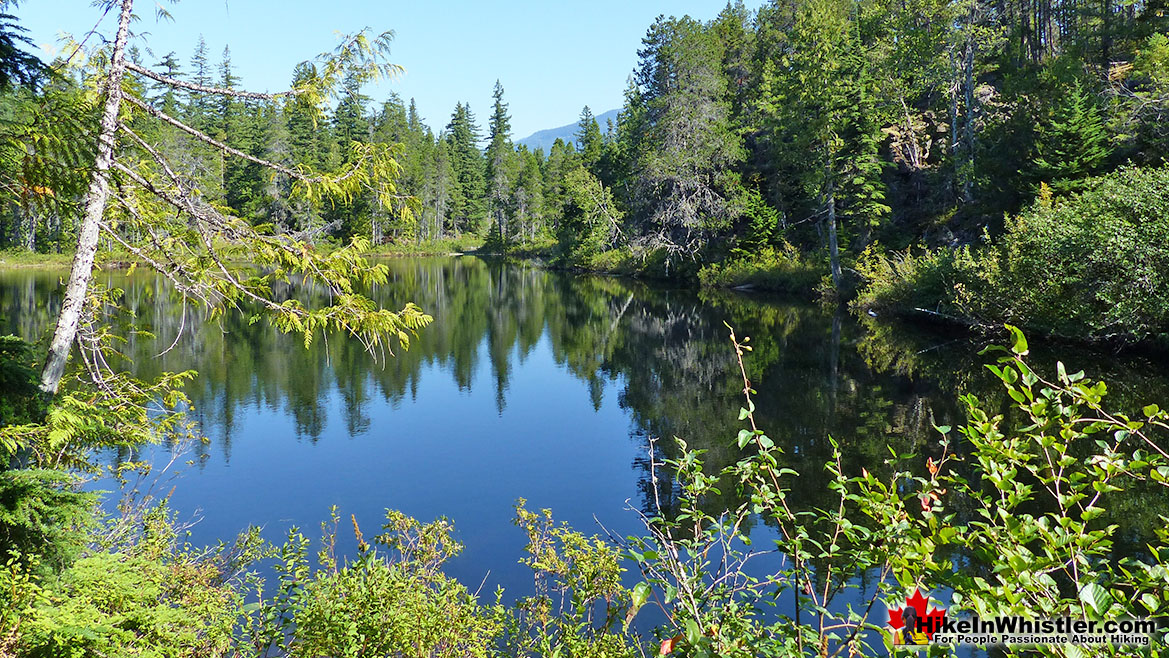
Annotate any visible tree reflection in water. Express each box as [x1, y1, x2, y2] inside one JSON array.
[[2, 256, 1167, 591]]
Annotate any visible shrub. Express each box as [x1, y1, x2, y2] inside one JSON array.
[[240, 508, 505, 658], [996, 165, 1169, 339], [855, 164, 1169, 342], [697, 243, 823, 295], [618, 326, 1169, 656], [6, 504, 251, 658], [0, 469, 96, 574]]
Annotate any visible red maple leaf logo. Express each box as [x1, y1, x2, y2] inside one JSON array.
[[887, 588, 948, 641]]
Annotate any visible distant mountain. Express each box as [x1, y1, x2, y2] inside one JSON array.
[[516, 109, 619, 153]]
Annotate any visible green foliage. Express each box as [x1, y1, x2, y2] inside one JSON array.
[[852, 326, 1169, 653], [730, 186, 778, 253], [255, 509, 503, 658], [0, 335, 44, 426], [0, 289, 200, 472], [852, 242, 992, 317], [856, 165, 1169, 342], [615, 326, 1169, 656], [4, 503, 255, 658], [1110, 33, 1169, 164], [696, 243, 822, 294], [1030, 79, 1109, 193], [557, 167, 623, 263], [0, 469, 95, 574], [629, 14, 745, 261], [507, 500, 639, 658]]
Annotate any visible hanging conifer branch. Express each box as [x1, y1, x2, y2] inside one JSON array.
[[36, 0, 429, 395]]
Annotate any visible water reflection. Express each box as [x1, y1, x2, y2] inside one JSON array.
[[2, 256, 1168, 592]]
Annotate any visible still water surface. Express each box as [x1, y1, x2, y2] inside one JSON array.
[[2, 256, 1167, 601]]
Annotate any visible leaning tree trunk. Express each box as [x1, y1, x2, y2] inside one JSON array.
[[39, 0, 134, 394]]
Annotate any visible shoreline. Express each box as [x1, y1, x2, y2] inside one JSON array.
[[6, 246, 1166, 356]]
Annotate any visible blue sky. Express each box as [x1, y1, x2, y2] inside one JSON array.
[[16, 0, 759, 139]]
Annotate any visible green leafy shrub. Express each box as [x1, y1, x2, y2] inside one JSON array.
[[697, 243, 823, 294], [506, 500, 639, 658], [618, 325, 1169, 656], [854, 326, 1169, 653], [996, 166, 1169, 339], [855, 164, 1169, 342], [0, 469, 95, 574], [6, 504, 251, 658], [240, 508, 505, 658], [852, 242, 995, 320]]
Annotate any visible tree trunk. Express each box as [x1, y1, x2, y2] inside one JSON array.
[[826, 185, 842, 291], [1101, 0, 1112, 64], [24, 204, 35, 251], [39, 0, 134, 394], [963, 31, 976, 204]]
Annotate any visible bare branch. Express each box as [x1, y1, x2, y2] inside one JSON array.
[[124, 94, 309, 181], [126, 62, 304, 100]]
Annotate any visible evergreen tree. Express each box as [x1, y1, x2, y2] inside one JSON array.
[[185, 36, 212, 131], [151, 52, 182, 116], [759, 0, 888, 289], [333, 72, 372, 154], [485, 81, 513, 244], [575, 105, 603, 174], [541, 138, 579, 233], [512, 147, 545, 240], [445, 102, 485, 235], [426, 137, 456, 238], [1031, 79, 1109, 192], [630, 15, 745, 261]]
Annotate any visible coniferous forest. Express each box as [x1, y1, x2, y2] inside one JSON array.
[[2, 0, 1168, 340], [4, 0, 1169, 656]]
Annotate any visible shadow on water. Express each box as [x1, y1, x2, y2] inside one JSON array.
[[3, 255, 1169, 611]]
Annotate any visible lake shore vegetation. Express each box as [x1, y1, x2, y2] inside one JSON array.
[[2, 0, 1169, 655]]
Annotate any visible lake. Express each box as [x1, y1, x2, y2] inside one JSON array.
[[3, 256, 1168, 606]]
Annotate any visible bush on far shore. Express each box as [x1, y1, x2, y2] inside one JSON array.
[[855, 165, 1169, 343]]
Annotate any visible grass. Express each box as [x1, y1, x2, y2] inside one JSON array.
[[697, 244, 824, 297], [366, 236, 484, 257], [0, 249, 75, 269]]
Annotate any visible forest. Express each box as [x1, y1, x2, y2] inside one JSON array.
[[3, 0, 1169, 656], [6, 0, 1169, 341]]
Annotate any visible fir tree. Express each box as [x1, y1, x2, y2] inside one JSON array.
[[1032, 80, 1109, 193], [485, 81, 514, 243], [445, 102, 485, 235], [185, 36, 212, 132], [575, 105, 603, 174]]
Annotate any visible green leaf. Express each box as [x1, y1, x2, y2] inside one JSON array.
[[632, 581, 651, 609], [684, 618, 702, 645], [737, 429, 754, 448], [1005, 324, 1029, 355], [1079, 582, 1111, 616], [1141, 593, 1159, 613]]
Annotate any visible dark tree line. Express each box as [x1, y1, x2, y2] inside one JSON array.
[[2, 0, 1168, 298]]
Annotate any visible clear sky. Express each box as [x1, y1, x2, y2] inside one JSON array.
[[15, 0, 759, 140]]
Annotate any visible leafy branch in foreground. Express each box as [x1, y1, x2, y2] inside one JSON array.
[[855, 325, 1169, 655], [616, 325, 1169, 657]]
